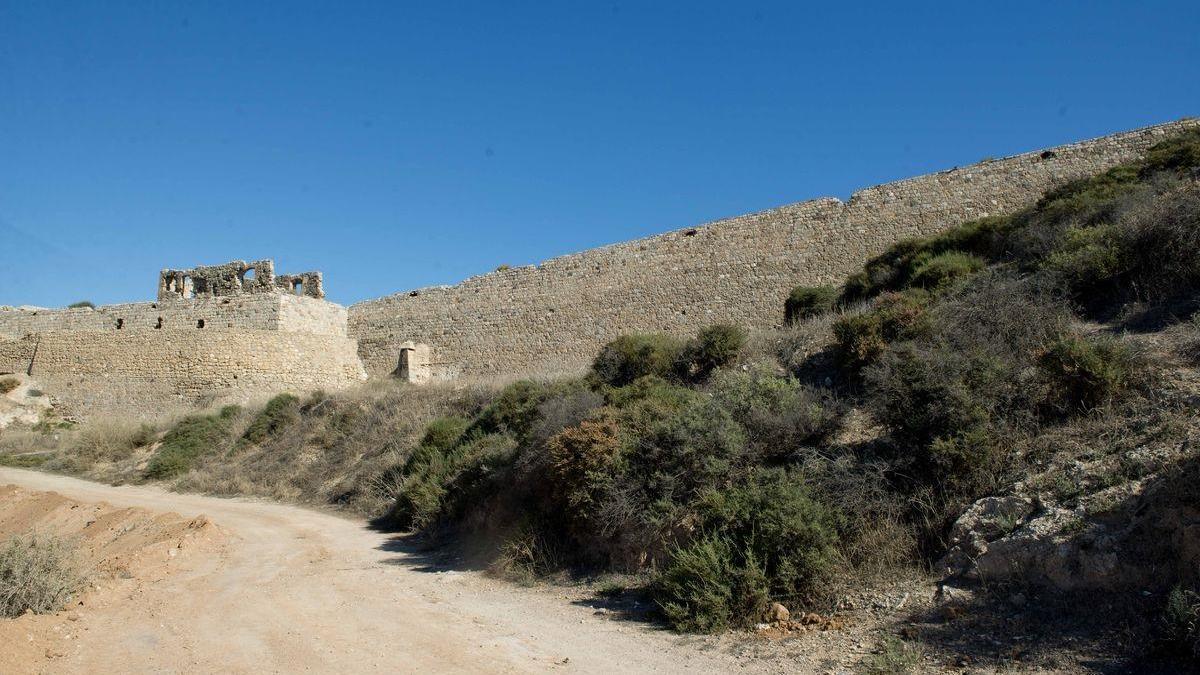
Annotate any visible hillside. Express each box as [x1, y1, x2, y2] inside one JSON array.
[[3, 127, 1199, 672]]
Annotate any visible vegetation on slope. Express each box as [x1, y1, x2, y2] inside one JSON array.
[[1, 129, 1198, 665]]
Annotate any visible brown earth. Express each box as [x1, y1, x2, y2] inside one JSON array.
[[0, 467, 917, 674]]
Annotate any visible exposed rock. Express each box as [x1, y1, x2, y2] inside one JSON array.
[[768, 602, 790, 623]]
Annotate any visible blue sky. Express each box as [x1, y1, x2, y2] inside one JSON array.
[[1, 1, 1197, 307]]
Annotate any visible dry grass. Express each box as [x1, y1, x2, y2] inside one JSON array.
[[0, 533, 84, 617], [0, 377, 19, 395], [174, 379, 491, 515]]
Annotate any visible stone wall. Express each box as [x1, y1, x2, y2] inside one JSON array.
[[22, 330, 365, 420], [347, 118, 1200, 379], [0, 294, 345, 338], [0, 294, 364, 418]]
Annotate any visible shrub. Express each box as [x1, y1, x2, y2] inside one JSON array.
[[67, 300, 95, 309], [145, 405, 240, 479], [656, 469, 839, 632], [832, 291, 930, 372], [1161, 584, 1200, 660], [592, 334, 686, 387], [710, 367, 840, 459], [908, 251, 985, 290], [696, 468, 839, 601], [1141, 128, 1200, 176], [841, 216, 1011, 301], [420, 416, 471, 452], [240, 393, 300, 447], [785, 285, 838, 324], [0, 377, 18, 394], [548, 412, 622, 514], [0, 533, 83, 618], [656, 536, 768, 633], [675, 324, 746, 382], [1037, 333, 1137, 414], [862, 635, 925, 675], [71, 419, 154, 466], [472, 380, 547, 442]]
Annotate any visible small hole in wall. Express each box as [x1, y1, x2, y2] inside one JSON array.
[[155, 317, 163, 329], [151, 303, 157, 309], [1040, 150, 1057, 160], [116, 318, 124, 329], [222, 299, 231, 305], [684, 229, 698, 236], [409, 291, 419, 297], [197, 319, 205, 328]]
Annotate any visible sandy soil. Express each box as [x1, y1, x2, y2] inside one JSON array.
[[0, 467, 891, 674]]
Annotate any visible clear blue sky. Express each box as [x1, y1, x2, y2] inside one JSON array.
[[1, 1, 1197, 307]]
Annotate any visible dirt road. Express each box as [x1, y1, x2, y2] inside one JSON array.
[[0, 468, 820, 674]]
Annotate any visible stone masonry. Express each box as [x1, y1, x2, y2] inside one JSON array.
[[347, 118, 1199, 380], [1, 119, 1196, 416]]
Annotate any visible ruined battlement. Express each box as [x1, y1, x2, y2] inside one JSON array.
[[1, 264, 363, 419], [158, 259, 324, 301]]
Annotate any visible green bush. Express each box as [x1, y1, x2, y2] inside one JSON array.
[[710, 367, 839, 459], [1038, 333, 1137, 414], [908, 251, 985, 290], [1162, 584, 1200, 660], [675, 324, 746, 382], [420, 416, 471, 451], [0, 533, 83, 618], [656, 468, 839, 632], [832, 291, 930, 372], [145, 405, 240, 479], [656, 536, 768, 633], [67, 300, 95, 309], [785, 285, 838, 324], [240, 393, 300, 447], [472, 380, 548, 441], [1141, 128, 1200, 176], [841, 216, 1011, 301], [0, 377, 18, 395], [592, 334, 686, 387]]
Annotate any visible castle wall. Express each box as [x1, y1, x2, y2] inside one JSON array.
[[0, 294, 365, 419], [347, 118, 1200, 379], [21, 330, 366, 420]]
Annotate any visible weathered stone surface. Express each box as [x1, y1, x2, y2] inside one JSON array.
[[1, 120, 1197, 416], [347, 119, 1200, 381]]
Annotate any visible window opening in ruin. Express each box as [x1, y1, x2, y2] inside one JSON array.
[[116, 318, 124, 329], [244, 268, 256, 280], [182, 275, 195, 299], [293, 280, 304, 295], [197, 319, 205, 328], [155, 317, 163, 329]]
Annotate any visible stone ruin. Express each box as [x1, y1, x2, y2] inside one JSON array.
[[158, 259, 324, 301]]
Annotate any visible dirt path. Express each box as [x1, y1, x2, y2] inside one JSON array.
[[0, 468, 835, 674]]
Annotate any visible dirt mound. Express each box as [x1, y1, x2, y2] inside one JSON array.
[[0, 484, 225, 674]]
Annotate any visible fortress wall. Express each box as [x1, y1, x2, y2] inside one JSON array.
[[277, 294, 348, 337], [348, 119, 1200, 379], [0, 294, 351, 340], [0, 296, 284, 337], [0, 337, 36, 375], [24, 329, 367, 419]]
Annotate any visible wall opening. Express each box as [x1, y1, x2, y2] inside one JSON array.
[[116, 318, 124, 329], [182, 275, 195, 299], [155, 317, 163, 329], [395, 342, 432, 384], [293, 280, 304, 295], [197, 319, 205, 328]]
